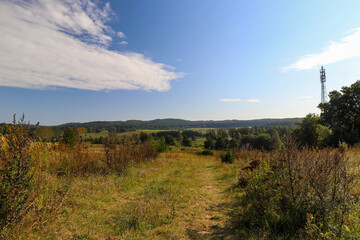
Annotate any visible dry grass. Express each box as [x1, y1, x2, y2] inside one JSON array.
[[4, 150, 239, 239], [3, 128, 360, 239]]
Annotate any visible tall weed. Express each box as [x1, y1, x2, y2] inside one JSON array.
[[0, 115, 38, 231], [233, 136, 359, 238]]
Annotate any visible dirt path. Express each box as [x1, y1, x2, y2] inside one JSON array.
[[15, 153, 237, 239], [181, 158, 234, 240]]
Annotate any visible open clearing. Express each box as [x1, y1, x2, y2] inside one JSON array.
[[19, 153, 240, 239]]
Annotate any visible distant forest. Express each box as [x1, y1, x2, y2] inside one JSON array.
[[0, 118, 301, 134], [53, 118, 302, 132]]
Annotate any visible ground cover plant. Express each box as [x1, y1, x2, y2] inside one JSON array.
[[231, 137, 360, 239], [3, 79, 360, 240]]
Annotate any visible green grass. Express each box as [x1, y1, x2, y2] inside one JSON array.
[[12, 152, 237, 239]]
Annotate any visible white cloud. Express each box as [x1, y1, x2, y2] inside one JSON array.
[[119, 41, 128, 45], [0, 0, 182, 91], [245, 99, 261, 103], [117, 31, 126, 38], [283, 28, 360, 71], [219, 99, 242, 102]]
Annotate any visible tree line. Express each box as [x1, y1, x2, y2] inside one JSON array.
[[294, 80, 360, 147]]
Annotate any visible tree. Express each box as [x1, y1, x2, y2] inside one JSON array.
[[319, 81, 360, 145], [139, 132, 150, 143], [63, 127, 77, 147], [204, 138, 215, 150], [217, 128, 228, 139], [293, 114, 329, 148], [215, 137, 227, 150], [252, 134, 272, 150], [182, 136, 192, 147], [271, 130, 282, 150]]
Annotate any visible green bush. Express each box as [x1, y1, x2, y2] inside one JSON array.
[[233, 137, 358, 238], [198, 149, 214, 156], [0, 115, 38, 230], [220, 151, 235, 164]]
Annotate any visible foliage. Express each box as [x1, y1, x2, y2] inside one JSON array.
[[62, 127, 77, 148], [319, 80, 360, 145], [204, 138, 215, 150], [181, 136, 192, 147], [197, 149, 214, 156], [233, 136, 358, 238], [220, 151, 235, 164], [293, 113, 330, 148], [104, 135, 158, 175], [204, 127, 287, 151], [0, 115, 39, 230], [139, 132, 150, 143], [56, 118, 302, 133], [152, 137, 169, 153]]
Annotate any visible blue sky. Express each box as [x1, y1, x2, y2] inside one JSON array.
[[1, 0, 360, 125]]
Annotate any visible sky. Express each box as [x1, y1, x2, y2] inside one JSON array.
[[1, 0, 360, 125]]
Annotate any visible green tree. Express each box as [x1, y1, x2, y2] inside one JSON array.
[[319, 81, 360, 145], [182, 136, 192, 147], [63, 127, 77, 147], [271, 130, 282, 150], [293, 114, 329, 147], [139, 132, 150, 143], [215, 137, 227, 150], [204, 138, 215, 150]]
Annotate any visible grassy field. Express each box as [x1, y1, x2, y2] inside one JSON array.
[[80, 129, 206, 140], [3, 122, 360, 239], [11, 151, 241, 239]]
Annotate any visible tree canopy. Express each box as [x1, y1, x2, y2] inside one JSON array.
[[319, 81, 360, 145]]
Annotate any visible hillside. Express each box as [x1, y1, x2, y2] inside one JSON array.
[[54, 118, 302, 131]]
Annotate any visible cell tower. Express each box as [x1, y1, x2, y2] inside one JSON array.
[[320, 66, 327, 103]]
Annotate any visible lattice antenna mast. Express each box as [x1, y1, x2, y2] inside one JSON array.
[[320, 66, 327, 103]]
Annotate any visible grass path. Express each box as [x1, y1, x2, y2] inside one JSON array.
[[17, 153, 238, 239], [182, 158, 233, 240]]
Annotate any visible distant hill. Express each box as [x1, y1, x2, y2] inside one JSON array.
[[53, 118, 302, 132]]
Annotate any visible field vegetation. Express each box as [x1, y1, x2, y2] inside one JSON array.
[[1, 81, 360, 239]]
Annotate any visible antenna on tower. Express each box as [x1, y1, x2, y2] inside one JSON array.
[[320, 66, 327, 103]]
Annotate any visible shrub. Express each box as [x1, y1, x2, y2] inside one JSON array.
[[104, 135, 158, 175], [233, 136, 358, 238], [220, 151, 235, 164], [62, 127, 77, 148], [0, 115, 39, 230], [198, 149, 214, 156], [204, 138, 215, 150], [182, 137, 192, 147]]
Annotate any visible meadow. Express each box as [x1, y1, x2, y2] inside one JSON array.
[[1, 115, 360, 239]]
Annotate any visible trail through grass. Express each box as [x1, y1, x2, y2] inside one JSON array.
[[18, 153, 237, 239]]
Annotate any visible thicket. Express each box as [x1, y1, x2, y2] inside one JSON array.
[[0, 115, 39, 231], [220, 150, 235, 164], [232, 136, 359, 239], [293, 81, 360, 148], [204, 126, 288, 151], [0, 116, 162, 237]]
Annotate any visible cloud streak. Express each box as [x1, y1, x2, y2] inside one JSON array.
[[117, 31, 126, 38], [245, 99, 261, 103], [0, 0, 182, 91], [283, 28, 360, 71]]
